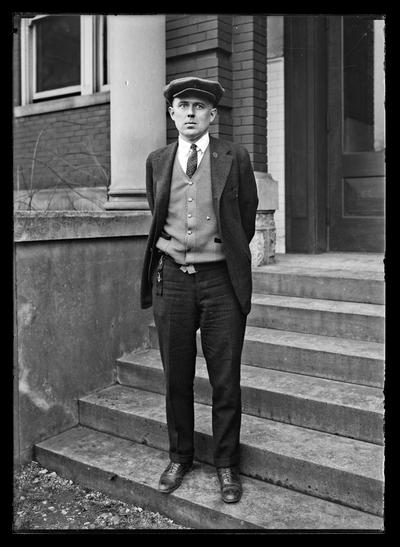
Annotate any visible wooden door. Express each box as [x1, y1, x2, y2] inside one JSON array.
[[327, 16, 385, 251]]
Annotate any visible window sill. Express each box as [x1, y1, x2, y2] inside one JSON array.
[[14, 91, 110, 118]]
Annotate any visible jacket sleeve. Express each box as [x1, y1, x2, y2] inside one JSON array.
[[145, 153, 155, 214], [237, 146, 259, 243]]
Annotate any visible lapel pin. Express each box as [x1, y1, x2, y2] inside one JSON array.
[[212, 152, 218, 158]]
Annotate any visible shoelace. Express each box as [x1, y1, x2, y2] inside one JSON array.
[[219, 468, 237, 482], [166, 462, 184, 474]]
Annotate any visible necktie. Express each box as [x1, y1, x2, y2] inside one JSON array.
[[186, 143, 198, 178]]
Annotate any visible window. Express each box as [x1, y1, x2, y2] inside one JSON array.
[[34, 15, 81, 99], [20, 14, 109, 106], [343, 17, 385, 153]]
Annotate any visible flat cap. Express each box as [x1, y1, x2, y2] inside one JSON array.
[[163, 77, 225, 106]]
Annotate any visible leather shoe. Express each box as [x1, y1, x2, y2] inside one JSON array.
[[217, 467, 242, 503], [158, 461, 192, 494]]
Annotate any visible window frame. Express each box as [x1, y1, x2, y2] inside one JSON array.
[[97, 15, 110, 92], [20, 14, 102, 106]]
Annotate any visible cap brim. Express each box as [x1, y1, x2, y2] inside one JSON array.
[[173, 88, 217, 102]]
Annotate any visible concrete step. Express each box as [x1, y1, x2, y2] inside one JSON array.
[[252, 267, 384, 304], [148, 324, 385, 388], [78, 385, 384, 516], [117, 349, 384, 444], [249, 294, 385, 343], [34, 426, 383, 530]]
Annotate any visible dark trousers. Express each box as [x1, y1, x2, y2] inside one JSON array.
[[152, 256, 246, 468]]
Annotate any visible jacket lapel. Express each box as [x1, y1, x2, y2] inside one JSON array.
[[210, 136, 233, 202]]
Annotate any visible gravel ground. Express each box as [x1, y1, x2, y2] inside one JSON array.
[[13, 461, 188, 531]]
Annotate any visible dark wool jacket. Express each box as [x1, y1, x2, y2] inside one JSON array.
[[140, 136, 258, 315]]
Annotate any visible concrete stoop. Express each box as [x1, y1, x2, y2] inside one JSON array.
[[34, 254, 385, 530]]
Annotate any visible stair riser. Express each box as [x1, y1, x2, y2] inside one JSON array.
[[149, 325, 384, 388], [248, 304, 384, 343], [239, 444, 383, 518], [78, 400, 383, 516], [117, 362, 383, 445], [34, 446, 257, 530], [241, 340, 384, 389], [252, 273, 384, 305]]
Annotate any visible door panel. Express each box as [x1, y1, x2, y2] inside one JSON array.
[[327, 16, 385, 251]]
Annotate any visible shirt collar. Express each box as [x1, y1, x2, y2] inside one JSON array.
[[178, 132, 209, 154]]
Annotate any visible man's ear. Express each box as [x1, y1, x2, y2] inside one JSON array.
[[168, 106, 174, 119], [209, 108, 217, 122]]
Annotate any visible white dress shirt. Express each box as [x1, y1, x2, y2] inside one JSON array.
[[177, 133, 210, 173]]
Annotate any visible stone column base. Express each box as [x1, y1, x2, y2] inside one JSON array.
[[250, 210, 276, 266], [104, 189, 150, 210]]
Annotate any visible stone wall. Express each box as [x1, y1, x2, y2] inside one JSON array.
[[14, 212, 153, 464]]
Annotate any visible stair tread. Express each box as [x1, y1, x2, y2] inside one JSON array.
[[81, 385, 383, 482], [252, 253, 384, 280], [119, 348, 383, 414], [251, 293, 385, 317], [149, 322, 384, 360], [35, 425, 383, 529]]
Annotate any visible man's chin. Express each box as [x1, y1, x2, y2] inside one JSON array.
[[180, 130, 201, 141]]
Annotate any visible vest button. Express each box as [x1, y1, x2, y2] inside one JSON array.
[[188, 198, 193, 202], [188, 213, 192, 218], [188, 230, 192, 235], [206, 216, 210, 220]]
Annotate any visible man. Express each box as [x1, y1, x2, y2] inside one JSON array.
[[140, 76, 258, 503]]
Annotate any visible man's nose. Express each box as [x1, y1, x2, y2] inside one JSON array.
[[187, 105, 195, 116]]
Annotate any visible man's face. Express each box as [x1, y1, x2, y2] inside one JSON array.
[[169, 94, 217, 142]]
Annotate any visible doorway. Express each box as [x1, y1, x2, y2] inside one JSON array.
[[327, 16, 385, 252], [284, 15, 385, 253]]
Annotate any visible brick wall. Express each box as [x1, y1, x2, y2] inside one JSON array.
[[165, 14, 267, 172], [232, 15, 267, 171], [13, 104, 110, 192], [165, 15, 233, 142]]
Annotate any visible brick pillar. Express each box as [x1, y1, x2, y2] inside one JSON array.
[[232, 16, 278, 265], [165, 15, 233, 142], [232, 15, 267, 172], [105, 15, 166, 209]]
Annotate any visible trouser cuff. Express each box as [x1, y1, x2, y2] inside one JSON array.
[[169, 452, 194, 465], [214, 457, 240, 468]]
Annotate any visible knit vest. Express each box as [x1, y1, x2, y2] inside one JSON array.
[[155, 146, 225, 264]]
